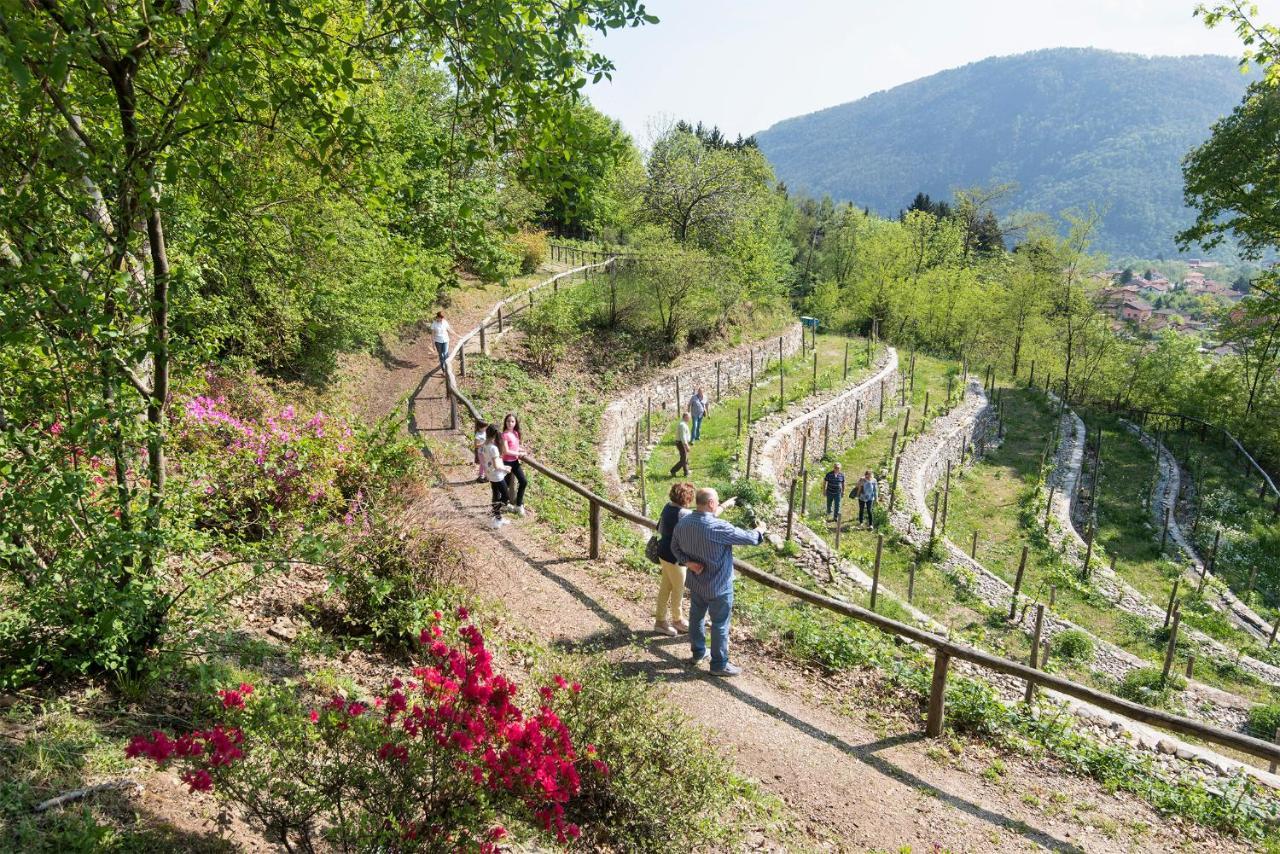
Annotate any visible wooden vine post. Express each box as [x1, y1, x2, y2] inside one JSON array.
[[843, 341, 849, 380], [1164, 578, 1180, 628], [746, 436, 755, 478], [823, 413, 831, 458], [941, 460, 952, 535], [638, 459, 647, 516], [778, 336, 785, 410], [1160, 507, 1170, 552], [1161, 604, 1182, 687], [888, 455, 902, 513], [1009, 546, 1028, 620], [737, 406, 743, 438], [459, 346, 466, 378], [970, 530, 978, 559], [853, 399, 861, 442], [786, 479, 797, 542], [870, 534, 884, 610], [1024, 604, 1045, 704]]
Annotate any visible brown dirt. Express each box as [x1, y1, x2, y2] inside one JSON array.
[[345, 270, 1249, 853]]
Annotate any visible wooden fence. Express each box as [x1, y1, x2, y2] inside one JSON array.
[[431, 266, 1280, 769]]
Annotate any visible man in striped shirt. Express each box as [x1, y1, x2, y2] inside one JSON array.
[[671, 487, 764, 677]]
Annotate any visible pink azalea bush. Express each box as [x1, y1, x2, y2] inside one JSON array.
[[124, 611, 602, 852], [171, 380, 420, 539]]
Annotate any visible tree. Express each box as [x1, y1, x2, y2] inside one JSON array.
[[0, 0, 654, 680]]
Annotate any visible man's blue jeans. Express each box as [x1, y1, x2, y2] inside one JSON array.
[[688, 589, 733, 669], [691, 414, 704, 441], [825, 492, 842, 518]]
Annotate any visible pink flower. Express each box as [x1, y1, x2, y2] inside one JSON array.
[[181, 769, 214, 792], [308, 709, 319, 724], [49, 420, 63, 436]]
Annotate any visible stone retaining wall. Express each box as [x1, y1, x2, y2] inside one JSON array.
[[599, 324, 804, 504], [756, 349, 898, 487]]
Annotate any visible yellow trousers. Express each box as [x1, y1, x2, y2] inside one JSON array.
[[655, 558, 686, 622]]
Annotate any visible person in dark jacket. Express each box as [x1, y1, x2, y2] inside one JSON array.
[[653, 481, 695, 636], [823, 462, 845, 521]]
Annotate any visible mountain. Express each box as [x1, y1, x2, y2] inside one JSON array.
[[756, 48, 1253, 258]]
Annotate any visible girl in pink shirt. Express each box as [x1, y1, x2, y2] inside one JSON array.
[[501, 412, 528, 515]]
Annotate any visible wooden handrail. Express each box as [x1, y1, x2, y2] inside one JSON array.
[[430, 266, 1280, 769]]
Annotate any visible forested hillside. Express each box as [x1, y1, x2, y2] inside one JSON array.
[[757, 48, 1251, 257]]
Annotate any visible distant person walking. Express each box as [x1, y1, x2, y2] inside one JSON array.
[[430, 310, 452, 366], [670, 412, 692, 477], [653, 481, 695, 636], [824, 462, 845, 521], [481, 424, 512, 529], [672, 487, 764, 677], [854, 469, 878, 527], [688, 387, 709, 442], [500, 412, 528, 516]]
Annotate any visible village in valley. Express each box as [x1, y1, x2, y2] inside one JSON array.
[[1094, 258, 1256, 353]]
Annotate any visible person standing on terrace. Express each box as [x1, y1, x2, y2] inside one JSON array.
[[672, 487, 764, 677]]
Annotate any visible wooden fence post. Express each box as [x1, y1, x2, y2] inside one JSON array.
[[497, 306, 503, 333], [910, 351, 917, 392], [1029, 360, 1036, 387], [1270, 617, 1280, 649], [941, 460, 952, 535], [929, 492, 940, 542], [1043, 482, 1056, 531], [1160, 507, 1170, 552], [890, 429, 899, 461], [634, 422, 641, 472], [1185, 654, 1195, 679], [946, 374, 953, 404], [903, 406, 912, 437], [737, 406, 743, 438], [786, 479, 797, 542], [675, 376, 681, 414], [923, 391, 930, 422], [1164, 577, 1180, 628], [1271, 728, 1280, 774], [971, 530, 978, 559], [588, 500, 602, 559], [479, 322, 487, 355], [1161, 605, 1181, 688], [823, 413, 831, 458], [459, 346, 467, 378], [1025, 604, 1045, 704], [871, 534, 884, 610], [639, 459, 648, 516], [448, 394, 457, 431], [812, 349, 818, 396], [843, 341, 849, 380], [746, 436, 755, 478], [1049, 585, 1057, 608], [853, 399, 861, 442], [1010, 545, 1028, 620], [1081, 525, 1094, 579], [889, 455, 902, 513], [926, 650, 951, 737]]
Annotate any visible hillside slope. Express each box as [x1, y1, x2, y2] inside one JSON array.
[[756, 48, 1251, 257]]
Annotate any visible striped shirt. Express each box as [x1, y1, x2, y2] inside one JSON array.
[[671, 510, 764, 599]]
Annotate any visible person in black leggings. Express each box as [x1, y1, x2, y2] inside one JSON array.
[[501, 412, 528, 515], [482, 424, 512, 528]]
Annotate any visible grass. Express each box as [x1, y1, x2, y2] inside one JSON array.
[[637, 333, 881, 514]]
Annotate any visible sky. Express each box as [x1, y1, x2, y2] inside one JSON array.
[[585, 0, 1269, 144]]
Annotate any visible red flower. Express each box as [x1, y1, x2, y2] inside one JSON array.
[[456, 606, 470, 620], [181, 769, 214, 792], [308, 709, 319, 724]]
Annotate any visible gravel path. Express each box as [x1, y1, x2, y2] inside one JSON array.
[[343, 269, 1271, 847]]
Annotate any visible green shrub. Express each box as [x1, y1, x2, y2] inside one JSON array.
[[511, 229, 548, 274], [1117, 666, 1186, 708], [322, 508, 470, 652], [722, 478, 775, 527], [1051, 629, 1095, 664], [548, 657, 759, 850], [945, 676, 1009, 735], [520, 290, 583, 373], [787, 611, 880, 672], [1246, 702, 1280, 739]]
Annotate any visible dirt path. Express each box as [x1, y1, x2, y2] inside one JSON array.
[[336, 273, 1253, 852]]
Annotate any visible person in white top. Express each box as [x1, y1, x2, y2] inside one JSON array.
[[481, 424, 512, 528], [430, 310, 452, 365]]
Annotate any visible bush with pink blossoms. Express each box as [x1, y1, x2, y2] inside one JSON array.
[[171, 387, 421, 540], [124, 612, 594, 852]]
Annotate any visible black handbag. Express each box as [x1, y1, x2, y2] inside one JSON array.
[[644, 533, 661, 565]]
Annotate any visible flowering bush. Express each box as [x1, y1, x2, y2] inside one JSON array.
[[124, 612, 597, 852], [171, 390, 419, 540]]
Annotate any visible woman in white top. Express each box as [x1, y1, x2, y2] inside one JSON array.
[[481, 424, 512, 528], [430, 310, 451, 365]]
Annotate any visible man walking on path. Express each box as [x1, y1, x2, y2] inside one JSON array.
[[672, 487, 764, 677], [670, 412, 692, 477], [689, 387, 709, 442], [854, 469, 878, 527], [823, 462, 845, 521]]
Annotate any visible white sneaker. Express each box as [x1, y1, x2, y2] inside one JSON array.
[[516, 505, 527, 517], [653, 620, 677, 637], [490, 518, 503, 530]]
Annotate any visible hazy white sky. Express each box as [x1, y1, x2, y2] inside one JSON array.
[[586, 0, 1269, 142]]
